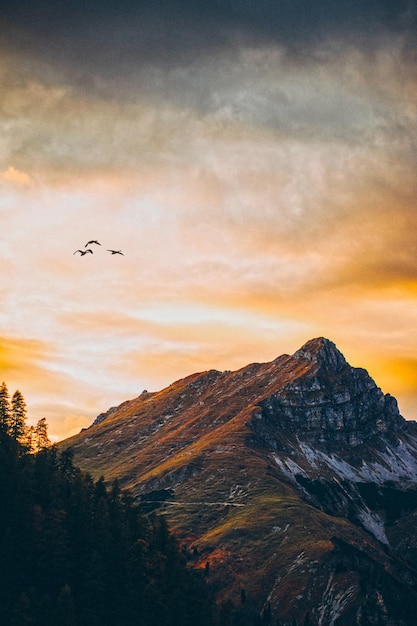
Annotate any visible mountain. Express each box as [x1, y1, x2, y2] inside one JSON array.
[[61, 337, 417, 625]]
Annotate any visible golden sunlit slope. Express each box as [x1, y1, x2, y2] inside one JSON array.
[[61, 348, 312, 487], [60, 338, 417, 624]]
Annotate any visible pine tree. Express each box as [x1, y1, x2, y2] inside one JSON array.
[[0, 381, 11, 433], [34, 417, 50, 452], [262, 602, 272, 624], [56, 585, 76, 626], [218, 599, 234, 626], [22, 424, 35, 453], [10, 390, 27, 442], [11, 592, 32, 626], [0, 423, 217, 626]]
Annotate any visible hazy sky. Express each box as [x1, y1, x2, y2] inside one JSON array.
[[1, 0, 416, 440]]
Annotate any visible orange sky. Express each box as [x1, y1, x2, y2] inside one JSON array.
[[1, 2, 416, 440]]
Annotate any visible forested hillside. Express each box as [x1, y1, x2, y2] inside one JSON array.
[[0, 424, 214, 626]]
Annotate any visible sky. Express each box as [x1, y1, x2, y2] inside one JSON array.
[[0, 0, 416, 441]]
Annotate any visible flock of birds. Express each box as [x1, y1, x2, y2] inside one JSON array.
[[73, 240, 124, 256]]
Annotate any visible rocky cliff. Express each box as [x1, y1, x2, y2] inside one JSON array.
[[256, 337, 404, 445], [60, 337, 417, 625]]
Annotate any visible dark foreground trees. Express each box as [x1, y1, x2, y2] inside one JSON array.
[[0, 427, 214, 626], [0, 382, 50, 452]]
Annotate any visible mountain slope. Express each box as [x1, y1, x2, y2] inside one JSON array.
[[61, 338, 417, 625]]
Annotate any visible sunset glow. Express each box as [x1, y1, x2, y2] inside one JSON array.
[[1, 1, 416, 439]]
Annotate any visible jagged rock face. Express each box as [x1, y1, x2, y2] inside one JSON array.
[[253, 338, 404, 446], [60, 337, 417, 626]]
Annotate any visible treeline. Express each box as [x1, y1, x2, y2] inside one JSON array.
[[0, 425, 214, 625], [0, 382, 50, 452], [0, 383, 309, 626]]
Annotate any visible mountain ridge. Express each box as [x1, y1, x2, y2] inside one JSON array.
[[61, 337, 417, 625]]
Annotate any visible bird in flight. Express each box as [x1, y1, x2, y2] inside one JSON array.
[[85, 240, 101, 247], [74, 249, 93, 256], [107, 249, 124, 255]]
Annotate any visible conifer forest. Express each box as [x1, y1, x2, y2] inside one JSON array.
[[0, 383, 214, 626]]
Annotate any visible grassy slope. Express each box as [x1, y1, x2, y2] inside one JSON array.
[[59, 352, 417, 622]]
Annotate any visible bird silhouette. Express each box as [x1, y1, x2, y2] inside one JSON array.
[[85, 240, 101, 247], [107, 249, 124, 255], [74, 249, 93, 256]]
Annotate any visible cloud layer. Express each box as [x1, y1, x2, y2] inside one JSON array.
[[0, 1, 416, 438]]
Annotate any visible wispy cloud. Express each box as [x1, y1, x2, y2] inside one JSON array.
[[1, 166, 33, 187], [0, 1, 416, 438]]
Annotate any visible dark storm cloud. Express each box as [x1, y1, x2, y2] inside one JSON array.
[[2, 0, 416, 72]]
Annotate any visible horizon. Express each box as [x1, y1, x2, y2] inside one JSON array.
[[1, 1, 416, 440]]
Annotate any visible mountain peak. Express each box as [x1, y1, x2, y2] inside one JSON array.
[[60, 336, 417, 624], [293, 336, 348, 372]]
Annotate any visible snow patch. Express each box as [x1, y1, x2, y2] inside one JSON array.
[[273, 454, 308, 482], [356, 508, 389, 545], [318, 575, 356, 626], [293, 440, 417, 485]]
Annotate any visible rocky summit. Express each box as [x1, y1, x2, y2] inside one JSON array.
[[61, 337, 417, 625]]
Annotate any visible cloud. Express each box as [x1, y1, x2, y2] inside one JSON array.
[[0, 0, 416, 439], [112, 315, 309, 388], [0, 333, 127, 439], [47, 412, 89, 442], [0, 336, 75, 432], [2, 1, 416, 69], [0, 336, 53, 375], [1, 166, 33, 187], [0, 0, 415, 118], [0, 22, 414, 186]]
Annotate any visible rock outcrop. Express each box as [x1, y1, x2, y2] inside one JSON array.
[[60, 337, 417, 625], [254, 337, 404, 445]]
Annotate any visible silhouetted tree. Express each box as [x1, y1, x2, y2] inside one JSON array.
[[10, 390, 27, 442], [262, 602, 272, 624], [11, 592, 32, 626], [0, 381, 11, 433], [56, 585, 76, 626], [0, 426, 215, 626], [34, 417, 50, 452], [218, 600, 235, 626], [22, 424, 35, 453]]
